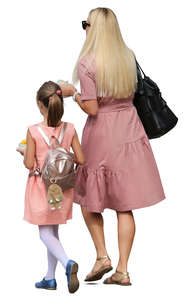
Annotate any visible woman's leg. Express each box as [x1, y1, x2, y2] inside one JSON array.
[[116, 211, 135, 272], [113, 210, 135, 283], [44, 225, 59, 280], [39, 224, 69, 270], [81, 206, 111, 275]]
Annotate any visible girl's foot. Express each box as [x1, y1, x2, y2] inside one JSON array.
[[103, 270, 132, 286], [84, 255, 113, 282], [66, 260, 79, 293], [35, 277, 57, 290]]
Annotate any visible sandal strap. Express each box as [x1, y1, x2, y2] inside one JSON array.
[[96, 255, 110, 261], [88, 255, 111, 277], [116, 270, 130, 278]]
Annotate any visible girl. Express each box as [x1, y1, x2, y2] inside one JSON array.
[[60, 7, 166, 286], [18, 80, 85, 293]]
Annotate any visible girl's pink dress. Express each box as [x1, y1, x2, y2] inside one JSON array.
[[24, 121, 75, 225], [74, 56, 166, 212]]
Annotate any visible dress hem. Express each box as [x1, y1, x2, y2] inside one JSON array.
[[74, 194, 166, 213], [23, 216, 73, 225]]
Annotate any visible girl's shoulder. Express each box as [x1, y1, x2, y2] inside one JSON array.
[[65, 121, 76, 136], [62, 122, 76, 147], [27, 123, 37, 138], [27, 121, 75, 132], [27, 122, 76, 145]]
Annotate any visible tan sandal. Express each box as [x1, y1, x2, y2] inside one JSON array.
[[103, 270, 132, 286], [84, 255, 113, 282]]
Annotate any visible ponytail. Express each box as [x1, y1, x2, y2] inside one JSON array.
[[37, 81, 64, 127], [47, 94, 64, 127]]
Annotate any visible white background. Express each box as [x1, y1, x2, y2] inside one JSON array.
[[0, 0, 190, 299]]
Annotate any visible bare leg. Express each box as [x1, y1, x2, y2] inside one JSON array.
[[117, 211, 135, 271], [81, 206, 111, 277], [110, 210, 135, 283]]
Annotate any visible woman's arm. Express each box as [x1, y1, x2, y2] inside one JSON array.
[[24, 129, 35, 169], [61, 84, 98, 116], [71, 130, 86, 165], [74, 92, 98, 116]]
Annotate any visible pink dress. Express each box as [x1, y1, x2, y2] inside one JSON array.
[[74, 56, 166, 212], [24, 121, 75, 225]]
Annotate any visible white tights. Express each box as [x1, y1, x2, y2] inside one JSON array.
[[38, 225, 69, 280]]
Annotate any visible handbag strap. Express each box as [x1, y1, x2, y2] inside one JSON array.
[[35, 122, 67, 147], [135, 59, 147, 78], [134, 55, 153, 112]]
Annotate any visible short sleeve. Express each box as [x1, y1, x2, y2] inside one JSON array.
[[27, 125, 36, 143], [61, 122, 75, 151], [68, 123, 75, 145], [78, 60, 97, 101]]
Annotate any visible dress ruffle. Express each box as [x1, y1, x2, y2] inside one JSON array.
[[74, 136, 165, 212]]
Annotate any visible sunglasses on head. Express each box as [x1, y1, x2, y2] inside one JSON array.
[[82, 20, 91, 30]]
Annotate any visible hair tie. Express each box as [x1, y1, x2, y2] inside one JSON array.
[[56, 89, 62, 95], [49, 96, 53, 101]]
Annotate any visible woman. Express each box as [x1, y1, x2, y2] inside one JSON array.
[[61, 7, 165, 286]]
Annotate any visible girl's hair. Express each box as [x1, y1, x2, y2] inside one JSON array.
[[36, 81, 64, 127], [72, 7, 137, 99]]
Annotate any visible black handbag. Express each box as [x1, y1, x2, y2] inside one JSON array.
[[133, 60, 178, 139]]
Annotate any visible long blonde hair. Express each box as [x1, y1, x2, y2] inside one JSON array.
[[72, 7, 137, 98]]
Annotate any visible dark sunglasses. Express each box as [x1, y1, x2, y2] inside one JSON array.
[[82, 20, 91, 30]]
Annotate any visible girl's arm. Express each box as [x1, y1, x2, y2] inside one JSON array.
[[71, 130, 86, 165], [24, 129, 35, 169]]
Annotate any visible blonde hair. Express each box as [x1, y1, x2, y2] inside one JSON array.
[[72, 7, 137, 98]]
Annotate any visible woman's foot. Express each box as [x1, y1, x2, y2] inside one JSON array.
[[103, 270, 132, 286], [85, 255, 113, 282], [65, 260, 79, 293], [35, 277, 57, 290]]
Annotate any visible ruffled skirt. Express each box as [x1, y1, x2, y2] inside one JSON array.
[[74, 104, 165, 212]]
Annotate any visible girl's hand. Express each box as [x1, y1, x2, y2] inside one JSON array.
[[59, 83, 76, 98], [16, 148, 25, 156]]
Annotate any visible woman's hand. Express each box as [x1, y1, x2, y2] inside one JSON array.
[[59, 83, 76, 98]]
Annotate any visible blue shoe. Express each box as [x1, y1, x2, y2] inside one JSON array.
[[66, 260, 79, 293], [35, 277, 57, 290]]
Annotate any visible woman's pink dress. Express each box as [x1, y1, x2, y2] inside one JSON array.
[[24, 121, 75, 225], [74, 56, 166, 212]]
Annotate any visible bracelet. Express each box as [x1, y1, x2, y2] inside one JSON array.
[[72, 91, 79, 102]]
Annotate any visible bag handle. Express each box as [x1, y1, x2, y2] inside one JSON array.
[[135, 59, 147, 78], [134, 55, 153, 113]]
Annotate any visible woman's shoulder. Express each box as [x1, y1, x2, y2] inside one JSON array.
[[78, 54, 96, 70], [79, 53, 95, 63], [78, 55, 96, 80]]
